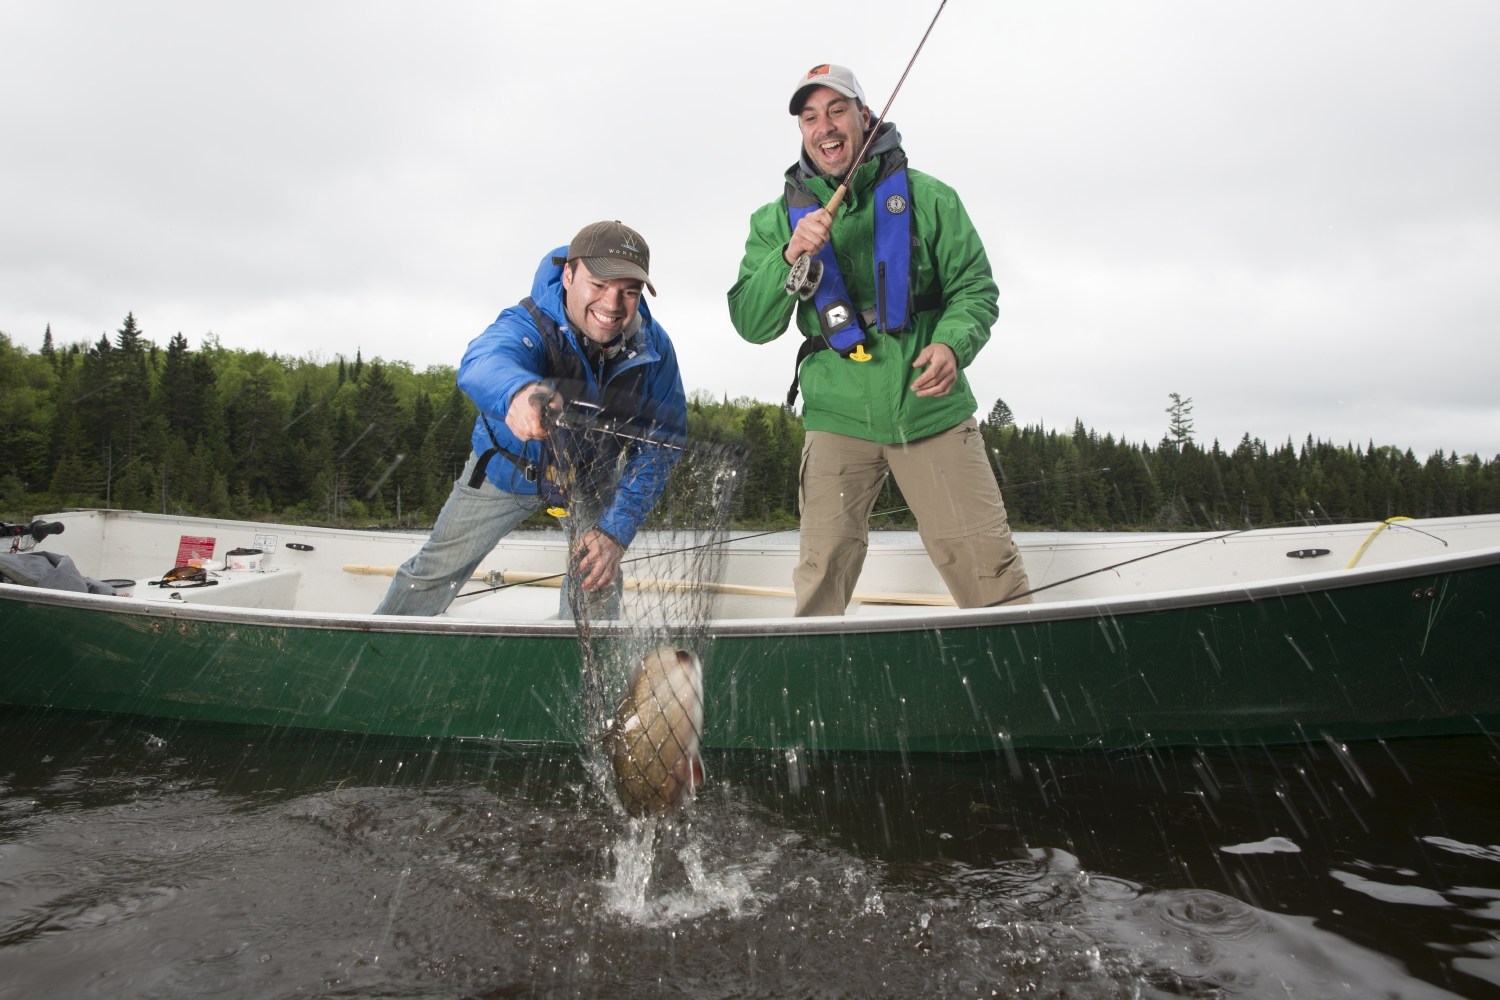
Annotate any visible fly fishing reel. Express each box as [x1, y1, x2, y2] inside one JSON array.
[[784, 254, 824, 300]]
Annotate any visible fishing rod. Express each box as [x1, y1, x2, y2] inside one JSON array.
[[784, 0, 950, 300], [982, 515, 1449, 607], [983, 527, 1257, 607]]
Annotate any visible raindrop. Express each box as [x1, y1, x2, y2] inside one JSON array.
[[1321, 734, 1375, 796], [1192, 787, 1219, 825], [1376, 737, 1414, 783], [1275, 786, 1310, 838], [1094, 618, 1118, 655], [1198, 630, 1223, 675], [1285, 635, 1315, 671], [997, 730, 1021, 778], [1029, 763, 1050, 807], [785, 747, 805, 796], [1331, 781, 1372, 834], [1039, 684, 1061, 721], [1192, 752, 1221, 800], [1137, 672, 1158, 705]]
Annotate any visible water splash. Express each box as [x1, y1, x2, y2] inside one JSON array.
[[602, 816, 766, 927]]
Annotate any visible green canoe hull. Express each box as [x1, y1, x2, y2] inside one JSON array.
[[4, 550, 1497, 751]]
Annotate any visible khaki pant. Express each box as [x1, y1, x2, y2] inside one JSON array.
[[794, 417, 1032, 616]]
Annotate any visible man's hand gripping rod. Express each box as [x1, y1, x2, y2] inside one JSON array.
[[783, 0, 949, 301]]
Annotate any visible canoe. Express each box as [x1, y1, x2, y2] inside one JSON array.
[[3, 509, 1499, 751]]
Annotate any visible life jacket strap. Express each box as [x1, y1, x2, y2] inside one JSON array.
[[469, 439, 539, 489], [473, 416, 570, 515]]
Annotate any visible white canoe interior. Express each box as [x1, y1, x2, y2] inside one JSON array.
[[16, 509, 1500, 623]]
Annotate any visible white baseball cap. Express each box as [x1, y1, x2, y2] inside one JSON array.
[[789, 64, 867, 114]]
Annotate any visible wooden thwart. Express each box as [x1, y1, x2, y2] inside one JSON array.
[[341, 564, 955, 607]]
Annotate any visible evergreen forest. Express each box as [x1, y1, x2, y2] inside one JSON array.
[[4, 317, 1499, 533]]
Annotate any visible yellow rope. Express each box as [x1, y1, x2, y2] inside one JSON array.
[[1345, 516, 1413, 569]]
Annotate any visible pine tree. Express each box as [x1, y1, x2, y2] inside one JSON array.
[[1164, 393, 1195, 450], [349, 362, 402, 509], [985, 397, 1015, 427], [157, 333, 212, 439]]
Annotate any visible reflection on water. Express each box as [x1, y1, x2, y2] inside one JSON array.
[[1, 706, 1497, 998]]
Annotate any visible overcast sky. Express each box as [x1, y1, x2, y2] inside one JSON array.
[[4, 1, 1498, 459]]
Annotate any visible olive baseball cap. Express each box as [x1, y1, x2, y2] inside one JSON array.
[[566, 220, 655, 295], [789, 64, 867, 114]]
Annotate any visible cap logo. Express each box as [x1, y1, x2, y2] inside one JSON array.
[[806, 64, 831, 80], [607, 241, 645, 267]]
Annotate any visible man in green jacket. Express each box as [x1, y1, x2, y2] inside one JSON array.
[[727, 63, 1031, 615]]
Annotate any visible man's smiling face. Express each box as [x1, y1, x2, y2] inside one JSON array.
[[561, 259, 642, 345], [797, 85, 871, 179]]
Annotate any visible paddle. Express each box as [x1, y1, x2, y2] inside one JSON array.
[[342, 563, 954, 606]]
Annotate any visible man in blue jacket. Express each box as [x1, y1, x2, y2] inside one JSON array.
[[376, 220, 687, 619]]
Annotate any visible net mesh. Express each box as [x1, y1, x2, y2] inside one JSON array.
[[558, 415, 747, 817]]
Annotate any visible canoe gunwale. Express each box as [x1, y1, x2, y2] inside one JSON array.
[[4, 540, 1496, 638]]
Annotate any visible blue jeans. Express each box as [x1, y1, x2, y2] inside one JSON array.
[[374, 451, 623, 619]]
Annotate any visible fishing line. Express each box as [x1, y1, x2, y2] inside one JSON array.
[[454, 466, 1116, 601], [454, 507, 905, 601], [459, 503, 1437, 609]]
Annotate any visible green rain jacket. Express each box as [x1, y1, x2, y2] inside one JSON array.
[[727, 122, 998, 445]]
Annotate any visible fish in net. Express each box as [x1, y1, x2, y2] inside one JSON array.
[[552, 401, 747, 818]]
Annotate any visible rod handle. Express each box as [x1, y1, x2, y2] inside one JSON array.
[[824, 182, 849, 217], [785, 182, 851, 297]]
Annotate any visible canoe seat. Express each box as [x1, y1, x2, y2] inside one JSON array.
[[134, 567, 303, 611]]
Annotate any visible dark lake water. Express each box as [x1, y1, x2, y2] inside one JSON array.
[[2, 705, 1498, 998]]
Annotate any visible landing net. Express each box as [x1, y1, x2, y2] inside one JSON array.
[[557, 411, 747, 813]]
